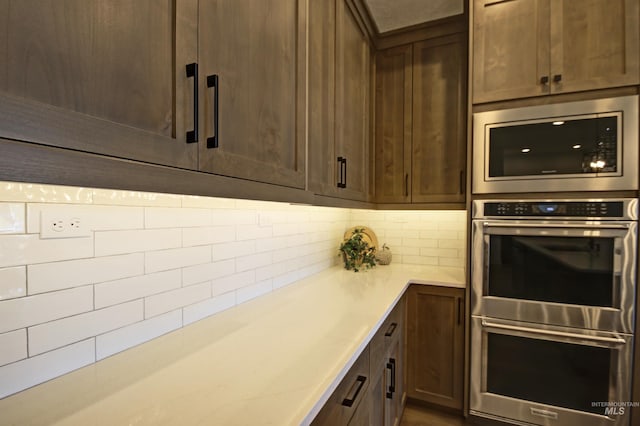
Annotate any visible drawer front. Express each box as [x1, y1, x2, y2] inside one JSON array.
[[312, 346, 371, 426], [370, 296, 405, 372]]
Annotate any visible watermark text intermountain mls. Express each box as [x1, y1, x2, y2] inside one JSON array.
[[592, 401, 640, 416]]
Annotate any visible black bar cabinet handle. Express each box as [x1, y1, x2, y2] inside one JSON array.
[[342, 158, 347, 188], [405, 173, 409, 197], [384, 322, 397, 337], [457, 297, 462, 325], [540, 75, 549, 85], [553, 74, 562, 83], [338, 157, 347, 188], [342, 375, 367, 407], [186, 63, 198, 143], [206, 74, 219, 148], [386, 358, 396, 398]]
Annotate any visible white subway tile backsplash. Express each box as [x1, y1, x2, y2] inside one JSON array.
[[212, 271, 255, 296], [272, 223, 300, 236], [26, 204, 144, 234], [92, 189, 181, 207], [419, 247, 459, 258], [0, 180, 466, 398], [211, 209, 257, 226], [144, 282, 211, 319], [145, 207, 212, 229], [272, 246, 303, 263], [403, 255, 438, 266], [94, 269, 182, 309], [0, 234, 93, 268], [0, 339, 95, 399], [236, 280, 273, 304], [211, 240, 255, 261], [0, 329, 27, 367], [182, 195, 236, 209], [28, 254, 144, 295], [182, 225, 235, 247], [0, 286, 93, 334], [235, 252, 273, 273], [145, 246, 211, 273], [0, 203, 24, 234], [438, 239, 465, 249], [96, 310, 182, 360], [28, 300, 143, 356], [434, 230, 459, 240], [183, 292, 236, 326], [439, 257, 465, 267], [236, 224, 272, 241], [0, 266, 26, 300], [95, 229, 181, 257], [182, 259, 236, 287], [0, 182, 92, 204]]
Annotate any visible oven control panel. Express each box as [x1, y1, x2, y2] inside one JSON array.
[[484, 201, 624, 218]]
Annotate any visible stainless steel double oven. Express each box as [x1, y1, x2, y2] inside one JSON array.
[[470, 199, 637, 426]]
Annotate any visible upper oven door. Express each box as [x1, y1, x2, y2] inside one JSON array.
[[471, 219, 637, 333], [472, 95, 639, 194]]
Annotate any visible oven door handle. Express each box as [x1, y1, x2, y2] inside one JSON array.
[[481, 320, 627, 345], [482, 221, 630, 229]]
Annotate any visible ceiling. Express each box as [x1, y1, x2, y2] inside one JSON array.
[[362, 0, 464, 33]]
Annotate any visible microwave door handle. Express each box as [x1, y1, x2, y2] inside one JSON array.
[[481, 320, 626, 345], [482, 221, 630, 230]]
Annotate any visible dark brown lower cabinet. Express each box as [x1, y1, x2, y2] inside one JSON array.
[[312, 346, 371, 426], [312, 297, 406, 426], [406, 285, 464, 410]]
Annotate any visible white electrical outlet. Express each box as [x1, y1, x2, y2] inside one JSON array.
[[40, 210, 91, 239]]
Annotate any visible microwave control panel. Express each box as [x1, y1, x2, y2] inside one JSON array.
[[484, 201, 624, 218]]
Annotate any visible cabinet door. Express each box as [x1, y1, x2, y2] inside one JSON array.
[[311, 346, 370, 426], [374, 45, 413, 203], [549, 0, 640, 93], [198, 0, 306, 189], [0, 0, 197, 169], [308, 0, 337, 196], [406, 285, 464, 410], [385, 338, 404, 426], [412, 35, 467, 204], [472, 0, 550, 103], [335, 0, 371, 201]]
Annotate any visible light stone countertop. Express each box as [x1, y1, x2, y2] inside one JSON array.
[[0, 264, 465, 426]]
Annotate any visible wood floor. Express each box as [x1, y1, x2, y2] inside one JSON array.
[[399, 403, 471, 426]]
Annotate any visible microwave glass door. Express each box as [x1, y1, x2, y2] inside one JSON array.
[[488, 114, 619, 178]]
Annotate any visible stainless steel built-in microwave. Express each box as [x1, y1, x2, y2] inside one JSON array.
[[472, 95, 639, 194]]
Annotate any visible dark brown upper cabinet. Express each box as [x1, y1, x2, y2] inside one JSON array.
[[0, 0, 198, 169], [472, 0, 640, 104], [197, 0, 306, 189], [308, 0, 372, 202], [0, 0, 306, 190], [374, 33, 467, 206]]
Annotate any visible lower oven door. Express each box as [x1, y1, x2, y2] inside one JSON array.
[[470, 316, 633, 426]]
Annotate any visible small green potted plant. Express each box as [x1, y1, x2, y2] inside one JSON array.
[[339, 228, 376, 272]]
